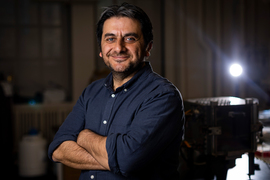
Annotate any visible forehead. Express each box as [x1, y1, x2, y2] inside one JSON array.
[[102, 17, 142, 36]]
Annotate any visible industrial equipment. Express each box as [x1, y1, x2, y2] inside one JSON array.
[[179, 97, 262, 180]]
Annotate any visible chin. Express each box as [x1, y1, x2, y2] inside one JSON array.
[[111, 67, 130, 73], [109, 63, 134, 74], [106, 59, 144, 74]]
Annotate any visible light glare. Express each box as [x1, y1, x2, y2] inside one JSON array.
[[229, 64, 243, 77]]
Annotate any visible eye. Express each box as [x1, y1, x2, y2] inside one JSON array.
[[106, 37, 115, 42], [125, 37, 136, 43]]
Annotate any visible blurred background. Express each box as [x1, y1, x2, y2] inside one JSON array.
[[0, 0, 270, 179]]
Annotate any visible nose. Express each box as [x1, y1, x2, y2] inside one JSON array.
[[114, 39, 126, 53]]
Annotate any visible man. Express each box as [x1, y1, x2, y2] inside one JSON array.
[[48, 3, 185, 180]]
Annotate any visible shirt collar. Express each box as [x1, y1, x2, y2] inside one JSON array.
[[104, 61, 153, 92]]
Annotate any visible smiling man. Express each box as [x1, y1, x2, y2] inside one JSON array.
[[48, 3, 185, 180], [100, 16, 150, 89]]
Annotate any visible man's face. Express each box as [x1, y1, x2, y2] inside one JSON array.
[[99, 17, 148, 74]]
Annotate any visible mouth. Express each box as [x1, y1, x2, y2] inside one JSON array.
[[111, 55, 130, 62]]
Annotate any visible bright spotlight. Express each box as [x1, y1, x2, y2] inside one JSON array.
[[229, 63, 243, 77]]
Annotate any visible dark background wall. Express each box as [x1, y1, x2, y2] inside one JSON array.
[[0, 0, 269, 109]]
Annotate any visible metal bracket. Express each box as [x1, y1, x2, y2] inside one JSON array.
[[251, 122, 263, 133], [228, 111, 246, 118], [208, 127, 222, 135]]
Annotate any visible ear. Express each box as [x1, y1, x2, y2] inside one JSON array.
[[99, 52, 102, 57], [145, 41, 153, 57]]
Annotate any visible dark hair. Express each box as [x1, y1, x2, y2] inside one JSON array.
[[96, 2, 153, 50]]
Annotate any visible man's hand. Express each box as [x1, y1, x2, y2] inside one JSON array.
[[77, 129, 110, 170]]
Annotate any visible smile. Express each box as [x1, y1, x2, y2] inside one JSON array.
[[111, 56, 129, 62]]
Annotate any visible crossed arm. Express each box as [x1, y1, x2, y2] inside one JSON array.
[[50, 90, 184, 176], [52, 129, 110, 171]]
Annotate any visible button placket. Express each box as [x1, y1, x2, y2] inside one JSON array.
[[100, 92, 118, 134]]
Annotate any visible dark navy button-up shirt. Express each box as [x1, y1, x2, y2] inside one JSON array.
[[48, 62, 185, 180]]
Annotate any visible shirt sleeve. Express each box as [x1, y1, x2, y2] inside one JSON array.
[[47, 89, 86, 162], [106, 90, 185, 177]]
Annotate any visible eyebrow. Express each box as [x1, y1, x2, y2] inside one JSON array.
[[104, 32, 139, 38], [124, 33, 139, 38], [104, 33, 115, 37]]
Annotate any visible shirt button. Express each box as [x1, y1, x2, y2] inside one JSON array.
[[111, 94, 115, 98], [103, 120, 107, 125], [90, 175, 94, 179], [124, 89, 127, 92]]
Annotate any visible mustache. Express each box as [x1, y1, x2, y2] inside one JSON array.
[[107, 52, 130, 57]]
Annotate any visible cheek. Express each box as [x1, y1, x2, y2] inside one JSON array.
[[128, 44, 143, 56], [135, 42, 146, 56], [101, 45, 112, 56], [135, 47, 146, 58]]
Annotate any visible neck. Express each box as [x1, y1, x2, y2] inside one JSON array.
[[112, 62, 145, 91], [112, 72, 135, 91]]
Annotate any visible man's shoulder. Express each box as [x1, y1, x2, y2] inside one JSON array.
[[86, 78, 106, 90], [80, 78, 106, 99], [144, 71, 182, 100], [149, 72, 179, 91]]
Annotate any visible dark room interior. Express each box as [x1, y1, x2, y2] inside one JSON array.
[[1, 0, 270, 179]]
